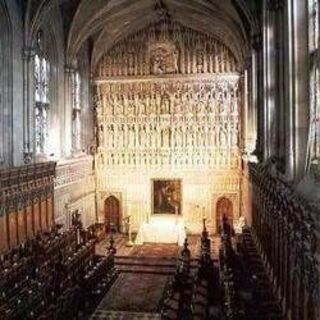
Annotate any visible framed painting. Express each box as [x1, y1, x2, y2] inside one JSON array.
[[152, 179, 182, 215]]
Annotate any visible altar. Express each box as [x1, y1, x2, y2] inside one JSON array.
[[135, 216, 186, 246]]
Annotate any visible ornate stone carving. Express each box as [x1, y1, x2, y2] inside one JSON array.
[[94, 19, 242, 234], [96, 20, 238, 78], [149, 40, 178, 75], [54, 157, 93, 188], [94, 77, 241, 170]]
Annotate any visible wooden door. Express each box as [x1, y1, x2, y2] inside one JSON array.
[[104, 196, 120, 233], [216, 197, 233, 233]]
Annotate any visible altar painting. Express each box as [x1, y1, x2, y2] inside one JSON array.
[[153, 179, 181, 215]]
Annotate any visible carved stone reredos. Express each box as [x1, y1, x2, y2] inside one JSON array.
[[148, 39, 178, 75], [95, 19, 238, 78]]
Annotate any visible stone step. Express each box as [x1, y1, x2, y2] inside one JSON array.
[[91, 310, 160, 320], [116, 266, 176, 275], [115, 255, 177, 267], [115, 255, 199, 264], [114, 255, 176, 274]]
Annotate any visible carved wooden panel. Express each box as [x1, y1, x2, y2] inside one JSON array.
[[0, 215, 8, 252], [8, 212, 18, 248], [33, 201, 40, 233], [26, 205, 33, 238], [0, 162, 56, 251], [47, 197, 53, 228], [41, 199, 48, 231], [17, 209, 26, 243], [249, 162, 320, 317]]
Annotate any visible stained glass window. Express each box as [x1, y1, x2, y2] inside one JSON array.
[[34, 31, 50, 154]]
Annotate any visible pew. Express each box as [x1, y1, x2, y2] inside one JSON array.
[[0, 224, 118, 319]]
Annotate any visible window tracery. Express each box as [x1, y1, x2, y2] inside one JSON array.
[[34, 31, 50, 155]]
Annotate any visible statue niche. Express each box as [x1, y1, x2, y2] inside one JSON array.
[[148, 40, 179, 75]]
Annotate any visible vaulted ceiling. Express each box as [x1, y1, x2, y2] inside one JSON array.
[[24, 0, 259, 68]]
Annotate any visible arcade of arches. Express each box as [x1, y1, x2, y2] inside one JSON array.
[[0, 1, 320, 319]]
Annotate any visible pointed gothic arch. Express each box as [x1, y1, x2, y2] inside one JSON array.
[[216, 197, 233, 233], [104, 195, 120, 233]]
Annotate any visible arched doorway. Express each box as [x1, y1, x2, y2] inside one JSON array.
[[104, 196, 120, 233], [216, 197, 233, 234]]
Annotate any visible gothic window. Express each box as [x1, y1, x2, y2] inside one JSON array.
[[34, 31, 50, 154], [309, 0, 320, 169], [72, 71, 82, 151]]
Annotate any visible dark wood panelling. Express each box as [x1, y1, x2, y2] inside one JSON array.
[[0, 162, 56, 252]]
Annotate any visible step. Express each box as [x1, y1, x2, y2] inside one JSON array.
[[115, 255, 177, 267]]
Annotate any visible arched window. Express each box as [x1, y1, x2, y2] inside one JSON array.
[[309, 0, 320, 171], [72, 71, 82, 151], [34, 31, 50, 155]]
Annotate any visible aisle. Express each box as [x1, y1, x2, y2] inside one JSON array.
[[94, 272, 169, 314], [92, 239, 178, 319]]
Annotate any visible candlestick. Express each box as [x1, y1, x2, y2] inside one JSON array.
[[202, 206, 205, 218]]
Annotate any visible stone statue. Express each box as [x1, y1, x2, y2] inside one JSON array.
[[99, 125, 104, 146]]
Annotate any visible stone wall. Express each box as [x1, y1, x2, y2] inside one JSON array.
[[96, 168, 241, 234], [54, 156, 96, 229]]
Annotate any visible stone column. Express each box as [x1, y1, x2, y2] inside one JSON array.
[[275, 1, 286, 172], [252, 34, 263, 161], [283, 0, 295, 180], [292, 0, 309, 181], [22, 47, 35, 164], [282, 0, 309, 181], [263, 0, 284, 161], [63, 65, 74, 158], [243, 63, 252, 155], [262, 1, 273, 160]]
